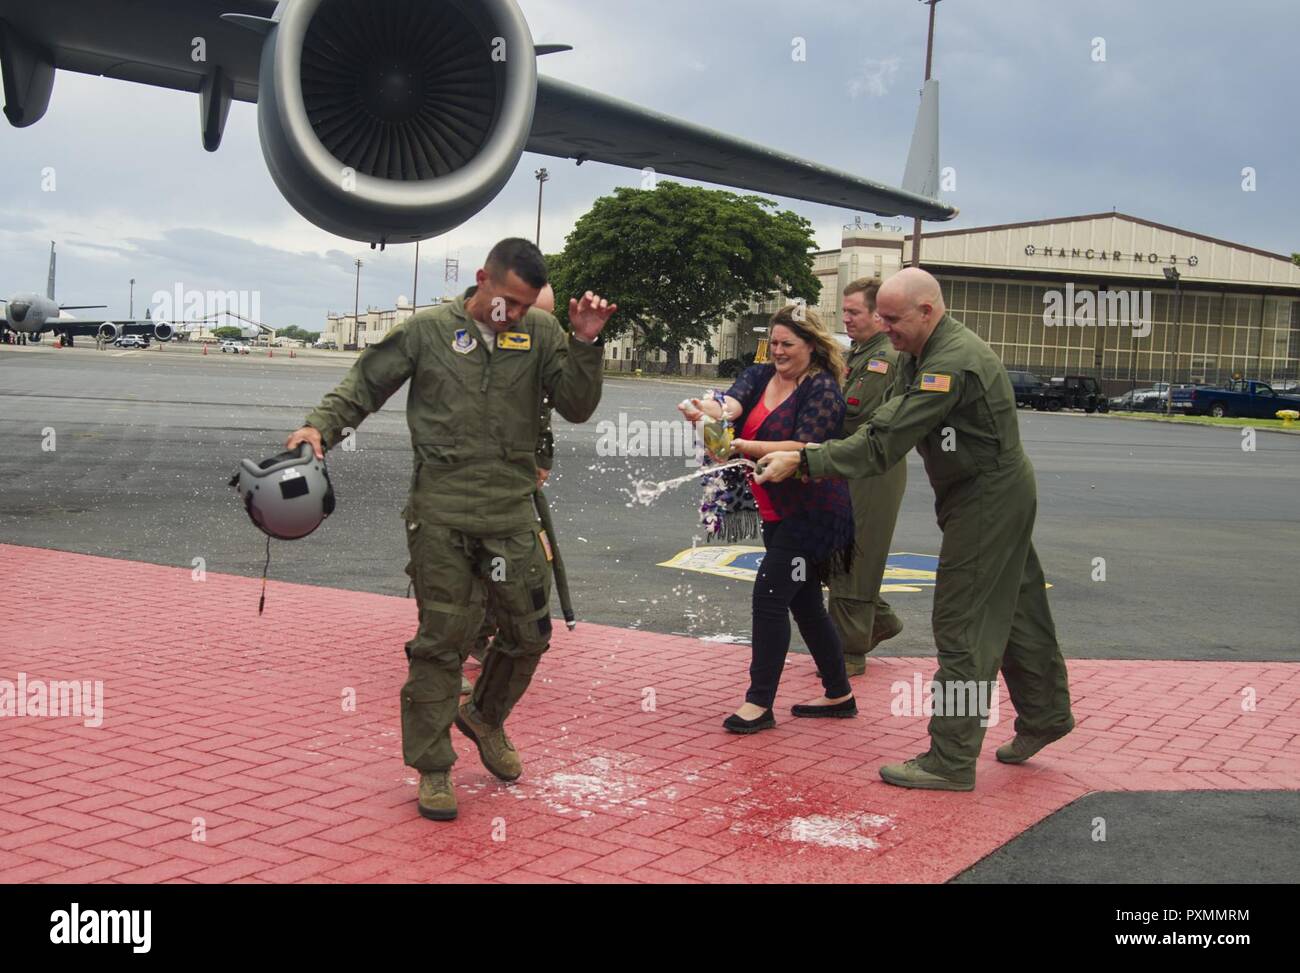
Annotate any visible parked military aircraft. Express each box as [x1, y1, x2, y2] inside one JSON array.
[[0, 243, 173, 345], [0, 0, 955, 247]]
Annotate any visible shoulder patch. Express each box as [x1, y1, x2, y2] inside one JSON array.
[[920, 372, 952, 393], [867, 358, 890, 374], [499, 331, 531, 351], [452, 329, 477, 355]]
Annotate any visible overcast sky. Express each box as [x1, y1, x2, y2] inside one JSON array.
[[1, 0, 1295, 330]]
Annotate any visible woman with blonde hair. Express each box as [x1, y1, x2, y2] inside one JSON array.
[[679, 304, 856, 732]]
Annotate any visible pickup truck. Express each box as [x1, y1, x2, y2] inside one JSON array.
[[1037, 375, 1109, 413], [1170, 379, 1300, 419]]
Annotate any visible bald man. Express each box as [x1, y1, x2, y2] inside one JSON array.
[[758, 268, 1074, 791], [465, 284, 558, 688]]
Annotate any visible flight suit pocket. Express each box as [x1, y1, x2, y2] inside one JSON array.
[[480, 528, 552, 649]]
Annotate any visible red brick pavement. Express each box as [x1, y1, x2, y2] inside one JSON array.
[[1, 544, 1296, 884]]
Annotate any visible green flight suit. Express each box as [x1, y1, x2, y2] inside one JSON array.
[[471, 401, 554, 662], [828, 332, 907, 657], [805, 314, 1073, 783], [303, 292, 603, 772]]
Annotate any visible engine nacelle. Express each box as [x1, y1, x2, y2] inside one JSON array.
[[153, 321, 174, 341], [98, 322, 122, 342], [256, 0, 537, 245]]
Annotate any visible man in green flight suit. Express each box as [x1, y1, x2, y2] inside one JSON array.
[[828, 277, 907, 676], [286, 239, 617, 820], [466, 285, 559, 690], [758, 268, 1073, 791]]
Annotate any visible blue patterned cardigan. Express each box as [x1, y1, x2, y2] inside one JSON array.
[[723, 364, 855, 577]]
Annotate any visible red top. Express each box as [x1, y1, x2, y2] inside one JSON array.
[[741, 397, 778, 521]]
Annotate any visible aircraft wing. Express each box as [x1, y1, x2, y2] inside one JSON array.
[[0, 2, 952, 223], [47, 318, 164, 338], [526, 76, 956, 222]]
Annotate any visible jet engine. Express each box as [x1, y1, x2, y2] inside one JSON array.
[[152, 321, 174, 341], [255, 0, 537, 246], [98, 322, 122, 342]]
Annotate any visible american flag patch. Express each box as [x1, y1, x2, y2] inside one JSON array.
[[867, 358, 890, 374], [920, 373, 952, 393]]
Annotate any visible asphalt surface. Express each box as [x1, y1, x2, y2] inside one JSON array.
[[2, 341, 1296, 661], [1, 341, 1296, 885], [955, 790, 1299, 883]]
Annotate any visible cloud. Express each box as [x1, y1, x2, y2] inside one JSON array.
[[1, 0, 1297, 329], [848, 57, 902, 98]]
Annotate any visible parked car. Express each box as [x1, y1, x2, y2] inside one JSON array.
[[1110, 388, 1150, 410], [1170, 379, 1300, 419], [1006, 369, 1048, 408], [113, 335, 147, 349], [220, 340, 250, 355], [1038, 375, 1109, 413], [1110, 384, 1173, 411]]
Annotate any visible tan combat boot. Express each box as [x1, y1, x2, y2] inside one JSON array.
[[879, 758, 974, 792], [417, 770, 457, 821], [844, 654, 868, 677], [996, 723, 1074, 764], [454, 702, 522, 782]]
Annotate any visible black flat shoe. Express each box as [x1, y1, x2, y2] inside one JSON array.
[[791, 697, 857, 718], [723, 708, 776, 734]]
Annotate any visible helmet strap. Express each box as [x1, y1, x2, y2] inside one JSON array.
[[259, 534, 271, 615]]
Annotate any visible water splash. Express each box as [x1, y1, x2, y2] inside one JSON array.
[[626, 458, 757, 507]]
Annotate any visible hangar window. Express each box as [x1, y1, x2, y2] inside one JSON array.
[[1289, 301, 1300, 363]]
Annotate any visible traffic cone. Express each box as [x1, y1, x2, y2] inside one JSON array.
[[202, 343, 207, 355], [268, 348, 273, 358], [55, 337, 62, 348]]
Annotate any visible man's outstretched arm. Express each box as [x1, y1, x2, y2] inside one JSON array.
[[288, 324, 418, 458]]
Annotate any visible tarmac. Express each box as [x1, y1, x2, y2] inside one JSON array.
[[0, 341, 1296, 883]]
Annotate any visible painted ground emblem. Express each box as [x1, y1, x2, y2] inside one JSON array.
[[659, 547, 940, 592]]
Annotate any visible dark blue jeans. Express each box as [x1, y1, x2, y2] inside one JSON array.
[[746, 520, 851, 708]]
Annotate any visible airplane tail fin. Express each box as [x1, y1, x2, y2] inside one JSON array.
[[47, 241, 56, 300], [901, 79, 941, 200]]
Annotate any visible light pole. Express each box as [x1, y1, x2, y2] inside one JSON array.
[[911, 0, 942, 268], [1162, 266, 1182, 414], [129, 278, 135, 318], [412, 239, 420, 308], [353, 257, 363, 349], [534, 167, 550, 246]]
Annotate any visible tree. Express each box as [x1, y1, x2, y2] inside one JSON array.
[[213, 326, 243, 340], [276, 325, 320, 343], [550, 182, 819, 374]]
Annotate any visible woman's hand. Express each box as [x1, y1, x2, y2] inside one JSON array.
[[729, 438, 759, 458], [677, 397, 721, 422]]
